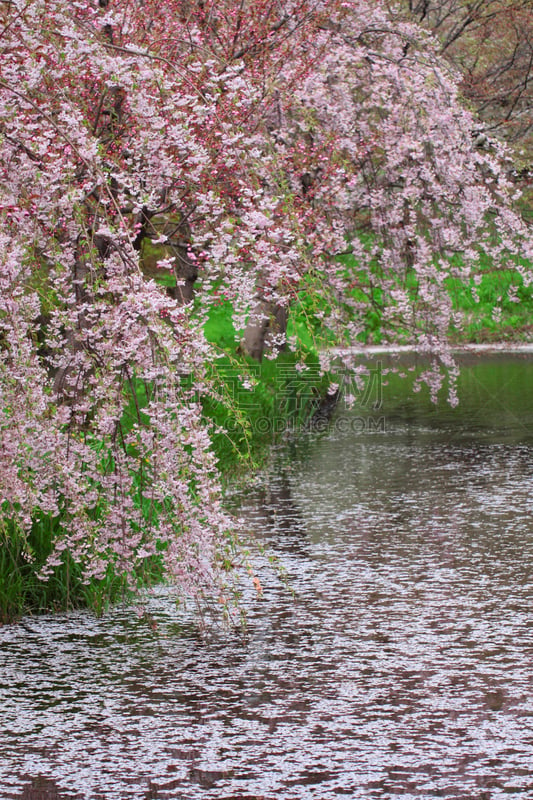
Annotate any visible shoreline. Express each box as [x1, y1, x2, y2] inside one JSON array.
[[331, 342, 533, 356]]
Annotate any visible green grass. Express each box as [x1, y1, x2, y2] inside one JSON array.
[[337, 245, 533, 345], [0, 511, 159, 623], [446, 265, 533, 342]]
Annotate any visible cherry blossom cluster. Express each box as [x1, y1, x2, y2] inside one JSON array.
[[1, 0, 530, 601]]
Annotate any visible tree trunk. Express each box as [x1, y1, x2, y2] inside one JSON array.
[[242, 297, 288, 361]]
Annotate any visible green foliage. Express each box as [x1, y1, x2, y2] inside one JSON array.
[[286, 273, 337, 349], [0, 510, 160, 623], [336, 251, 386, 343], [200, 292, 332, 474]]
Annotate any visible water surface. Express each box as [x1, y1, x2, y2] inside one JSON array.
[[1, 355, 532, 799]]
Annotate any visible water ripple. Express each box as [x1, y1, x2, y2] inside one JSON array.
[[1, 360, 533, 799]]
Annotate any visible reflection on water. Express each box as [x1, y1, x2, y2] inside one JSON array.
[[1, 356, 533, 799]]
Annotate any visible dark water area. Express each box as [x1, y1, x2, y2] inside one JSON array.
[[1, 355, 532, 799]]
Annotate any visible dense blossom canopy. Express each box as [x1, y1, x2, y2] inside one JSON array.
[[1, 0, 531, 601]]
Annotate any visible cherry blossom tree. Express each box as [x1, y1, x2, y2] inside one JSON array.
[[1, 0, 531, 606]]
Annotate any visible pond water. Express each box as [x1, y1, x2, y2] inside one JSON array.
[[1, 354, 532, 800]]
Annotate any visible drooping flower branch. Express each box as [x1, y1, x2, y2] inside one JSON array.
[[0, 0, 531, 601]]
